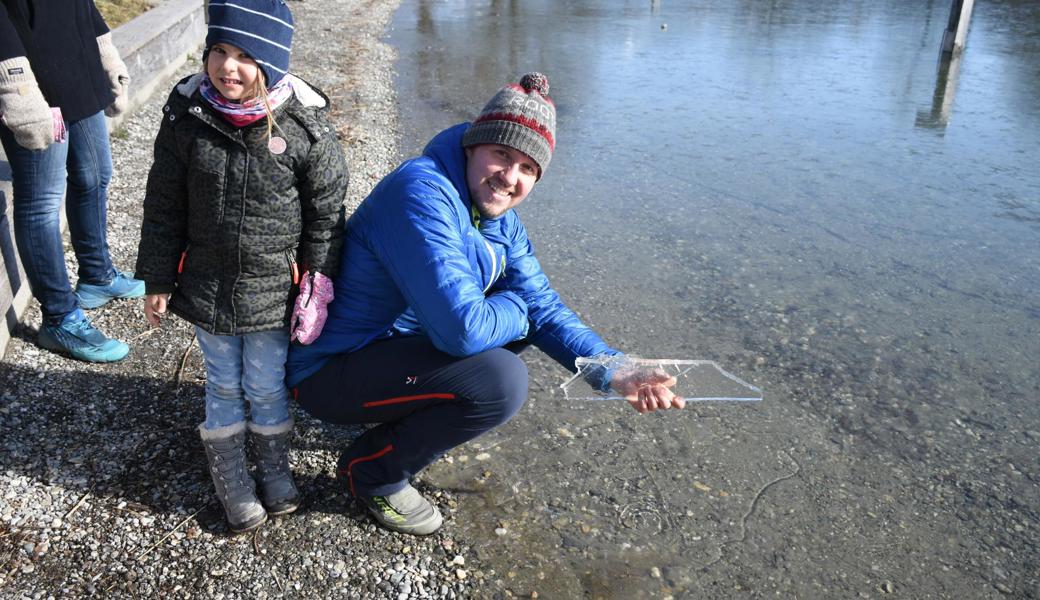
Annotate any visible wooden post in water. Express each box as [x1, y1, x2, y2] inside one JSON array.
[[941, 0, 975, 56], [915, 50, 963, 130]]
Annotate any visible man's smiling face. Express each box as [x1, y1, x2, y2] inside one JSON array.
[[465, 144, 539, 220]]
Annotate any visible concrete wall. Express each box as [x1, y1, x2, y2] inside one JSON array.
[[0, 0, 206, 358]]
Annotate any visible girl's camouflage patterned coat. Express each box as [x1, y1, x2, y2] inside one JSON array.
[[135, 73, 347, 335]]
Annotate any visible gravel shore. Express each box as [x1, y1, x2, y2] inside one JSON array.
[[0, 1, 503, 597]]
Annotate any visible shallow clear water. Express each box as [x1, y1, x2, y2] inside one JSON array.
[[388, 1, 1039, 597]]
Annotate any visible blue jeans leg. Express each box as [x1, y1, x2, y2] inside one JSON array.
[[64, 111, 116, 285], [196, 327, 291, 429], [0, 122, 76, 324], [196, 327, 247, 429], [241, 329, 291, 427]]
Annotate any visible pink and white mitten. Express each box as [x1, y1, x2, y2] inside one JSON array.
[[290, 271, 334, 344]]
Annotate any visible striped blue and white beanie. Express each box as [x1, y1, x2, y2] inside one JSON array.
[[206, 0, 294, 87]]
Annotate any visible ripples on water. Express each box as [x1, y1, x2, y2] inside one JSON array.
[[391, 0, 1039, 596]]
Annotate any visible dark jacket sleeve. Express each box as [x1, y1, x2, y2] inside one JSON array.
[[135, 99, 189, 294], [296, 111, 347, 277], [0, 4, 26, 61], [88, 1, 110, 36]]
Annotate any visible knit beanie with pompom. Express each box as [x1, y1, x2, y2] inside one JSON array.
[[462, 72, 557, 177]]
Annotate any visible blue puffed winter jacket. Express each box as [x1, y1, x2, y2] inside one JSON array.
[[286, 123, 618, 387]]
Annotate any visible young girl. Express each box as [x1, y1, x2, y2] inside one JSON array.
[[134, 0, 346, 533]]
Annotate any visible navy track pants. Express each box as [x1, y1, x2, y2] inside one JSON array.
[[294, 336, 528, 497]]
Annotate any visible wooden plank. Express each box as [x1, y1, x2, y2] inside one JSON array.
[[953, 0, 975, 52], [941, 0, 975, 56]]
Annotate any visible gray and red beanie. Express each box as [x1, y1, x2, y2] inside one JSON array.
[[205, 0, 295, 87], [462, 72, 557, 177]]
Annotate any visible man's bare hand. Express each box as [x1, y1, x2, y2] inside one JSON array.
[[611, 368, 686, 414]]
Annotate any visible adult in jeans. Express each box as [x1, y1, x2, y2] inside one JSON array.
[[0, 0, 143, 362], [287, 73, 684, 536]]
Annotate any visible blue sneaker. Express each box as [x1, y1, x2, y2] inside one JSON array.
[[75, 271, 145, 309], [38, 308, 130, 362]]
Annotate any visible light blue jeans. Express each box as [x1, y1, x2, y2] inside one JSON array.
[[195, 327, 292, 429]]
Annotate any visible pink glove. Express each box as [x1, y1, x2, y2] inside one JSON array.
[[290, 271, 334, 344]]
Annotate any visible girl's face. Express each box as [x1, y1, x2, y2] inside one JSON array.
[[206, 42, 261, 101]]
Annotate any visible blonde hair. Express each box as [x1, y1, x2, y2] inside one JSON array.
[[249, 70, 279, 141], [204, 47, 281, 141]]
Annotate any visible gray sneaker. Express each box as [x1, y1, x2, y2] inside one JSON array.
[[359, 485, 443, 536]]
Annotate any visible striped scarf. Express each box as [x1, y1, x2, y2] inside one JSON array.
[[199, 74, 295, 127]]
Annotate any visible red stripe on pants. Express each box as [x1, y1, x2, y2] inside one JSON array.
[[361, 393, 455, 408], [338, 443, 395, 497]]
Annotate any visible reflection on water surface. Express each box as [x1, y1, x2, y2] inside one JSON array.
[[390, 1, 1040, 597]]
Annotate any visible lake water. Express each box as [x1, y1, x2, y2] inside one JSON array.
[[388, 1, 1039, 597]]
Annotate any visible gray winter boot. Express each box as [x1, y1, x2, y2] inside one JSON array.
[[199, 422, 268, 533], [248, 419, 302, 516]]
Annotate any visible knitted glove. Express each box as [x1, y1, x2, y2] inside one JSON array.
[[290, 271, 334, 345], [0, 57, 53, 151], [97, 33, 131, 117]]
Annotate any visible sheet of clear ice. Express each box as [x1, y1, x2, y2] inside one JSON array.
[[560, 355, 763, 402]]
